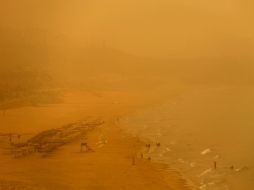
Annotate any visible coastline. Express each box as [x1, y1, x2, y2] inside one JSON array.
[[0, 90, 196, 190], [0, 118, 195, 190]]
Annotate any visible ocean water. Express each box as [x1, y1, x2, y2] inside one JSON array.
[[121, 85, 254, 190], [0, 88, 253, 189]]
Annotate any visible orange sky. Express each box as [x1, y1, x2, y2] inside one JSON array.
[[0, 0, 253, 59]]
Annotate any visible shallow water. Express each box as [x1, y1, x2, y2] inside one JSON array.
[[121, 85, 254, 190]]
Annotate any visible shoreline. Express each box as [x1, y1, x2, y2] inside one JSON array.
[[85, 119, 195, 190], [0, 90, 197, 190], [0, 119, 195, 190]]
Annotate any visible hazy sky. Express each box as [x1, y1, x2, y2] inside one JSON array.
[[1, 0, 254, 59]]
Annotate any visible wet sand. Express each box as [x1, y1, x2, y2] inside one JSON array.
[[0, 91, 193, 190]]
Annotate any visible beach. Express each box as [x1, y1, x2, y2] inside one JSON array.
[[0, 91, 194, 190], [121, 85, 254, 190]]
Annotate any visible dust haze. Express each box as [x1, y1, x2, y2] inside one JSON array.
[[0, 1, 253, 190]]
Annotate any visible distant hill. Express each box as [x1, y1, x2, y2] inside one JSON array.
[[0, 27, 58, 108], [1, 26, 253, 106]]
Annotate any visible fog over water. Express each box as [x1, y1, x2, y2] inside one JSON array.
[[0, 1, 254, 190]]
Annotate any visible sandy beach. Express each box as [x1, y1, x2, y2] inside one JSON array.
[[0, 91, 194, 190], [1, 1, 254, 189]]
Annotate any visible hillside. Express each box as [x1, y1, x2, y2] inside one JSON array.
[[0, 27, 59, 109]]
